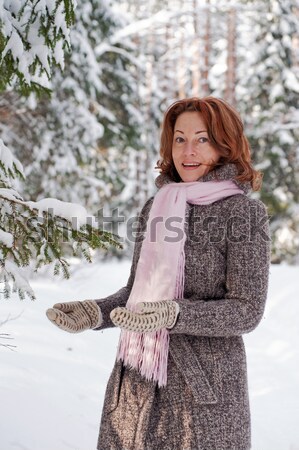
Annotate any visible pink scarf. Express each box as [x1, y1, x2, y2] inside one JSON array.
[[116, 179, 244, 387]]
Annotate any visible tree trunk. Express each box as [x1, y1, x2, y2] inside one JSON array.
[[202, 0, 211, 96], [225, 5, 237, 107]]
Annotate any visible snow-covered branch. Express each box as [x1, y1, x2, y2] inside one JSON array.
[[0, 0, 77, 94], [0, 138, 122, 300]]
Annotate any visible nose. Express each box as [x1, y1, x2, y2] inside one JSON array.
[[183, 141, 196, 156]]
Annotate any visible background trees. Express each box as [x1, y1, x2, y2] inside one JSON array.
[[1, 0, 298, 289], [123, 0, 299, 263], [238, 0, 299, 263], [0, 1, 122, 299]]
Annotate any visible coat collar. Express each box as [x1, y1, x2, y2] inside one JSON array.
[[155, 163, 252, 195]]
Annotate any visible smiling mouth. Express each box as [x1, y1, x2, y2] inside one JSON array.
[[182, 163, 201, 168]]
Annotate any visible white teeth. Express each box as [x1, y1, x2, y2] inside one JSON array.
[[183, 163, 200, 167]]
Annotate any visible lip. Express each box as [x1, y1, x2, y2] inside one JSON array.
[[182, 162, 201, 170]]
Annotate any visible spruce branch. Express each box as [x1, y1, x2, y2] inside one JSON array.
[[0, 0, 77, 95], [0, 146, 123, 301]]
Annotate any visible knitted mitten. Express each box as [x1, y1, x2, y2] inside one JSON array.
[[110, 300, 180, 332], [46, 300, 102, 333]]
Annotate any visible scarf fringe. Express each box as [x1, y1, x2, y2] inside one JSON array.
[[175, 246, 186, 299], [116, 328, 169, 387]]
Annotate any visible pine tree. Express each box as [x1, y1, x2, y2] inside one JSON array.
[[0, 138, 122, 300], [1, 0, 147, 227], [0, 0, 76, 96], [0, 1, 122, 300]]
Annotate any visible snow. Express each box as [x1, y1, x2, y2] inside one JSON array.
[[276, 224, 297, 247], [45, 0, 57, 15], [107, 9, 175, 43], [3, 260, 35, 298], [0, 187, 23, 202], [272, 187, 289, 203], [0, 229, 13, 247], [1, 188, 98, 230], [0, 139, 24, 176], [269, 83, 284, 102], [23, 198, 97, 230], [0, 261, 298, 450], [53, 39, 65, 70], [2, 29, 24, 60], [0, 0, 75, 86], [27, 23, 51, 74], [283, 68, 299, 93], [54, 3, 71, 45]]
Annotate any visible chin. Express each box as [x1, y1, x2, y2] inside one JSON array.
[[178, 171, 205, 183]]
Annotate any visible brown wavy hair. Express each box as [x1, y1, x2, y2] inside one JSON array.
[[156, 96, 263, 191]]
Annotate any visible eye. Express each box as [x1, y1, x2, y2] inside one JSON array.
[[198, 137, 208, 143], [175, 136, 184, 143]]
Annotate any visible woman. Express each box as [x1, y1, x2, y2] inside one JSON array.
[[46, 96, 271, 450]]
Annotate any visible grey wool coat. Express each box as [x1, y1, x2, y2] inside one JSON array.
[[94, 163, 271, 450]]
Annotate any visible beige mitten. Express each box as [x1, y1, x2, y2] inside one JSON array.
[[46, 300, 102, 333], [110, 300, 180, 333]]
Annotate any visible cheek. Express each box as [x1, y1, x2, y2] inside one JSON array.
[[171, 148, 179, 164], [206, 146, 220, 161], [172, 152, 182, 175]]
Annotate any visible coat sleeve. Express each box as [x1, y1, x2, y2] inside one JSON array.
[[169, 199, 272, 337], [93, 197, 153, 331]]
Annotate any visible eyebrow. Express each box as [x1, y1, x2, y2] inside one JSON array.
[[174, 129, 207, 134]]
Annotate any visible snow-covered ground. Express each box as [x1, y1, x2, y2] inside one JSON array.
[[0, 260, 298, 450]]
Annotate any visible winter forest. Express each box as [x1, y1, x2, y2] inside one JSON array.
[[0, 0, 299, 298], [0, 0, 299, 450]]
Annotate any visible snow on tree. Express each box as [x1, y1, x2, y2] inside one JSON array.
[[237, 0, 299, 263], [0, 139, 122, 300], [2, 0, 298, 267], [0, 0, 77, 96], [1, 0, 146, 218], [125, 0, 299, 263], [0, 1, 123, 300]]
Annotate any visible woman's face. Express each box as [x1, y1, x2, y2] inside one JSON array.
[[172, 111, 220, 182]]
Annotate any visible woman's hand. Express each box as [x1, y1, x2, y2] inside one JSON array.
[[110, 300, 180, 332], [46, 300, 103, 333]]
